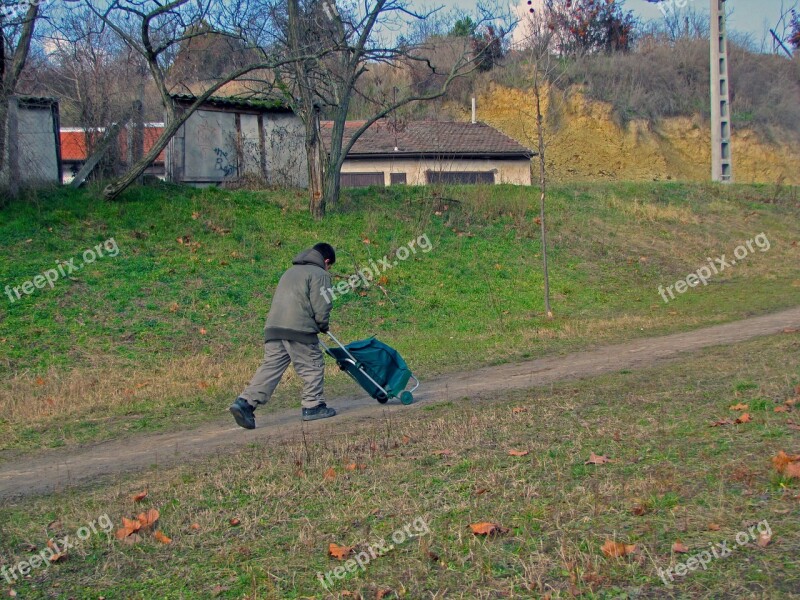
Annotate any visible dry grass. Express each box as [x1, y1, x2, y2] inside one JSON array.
[[2, 334, 799, 597]]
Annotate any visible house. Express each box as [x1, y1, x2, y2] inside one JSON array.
[[60, 123, 166, 184], [323, 120, 533, 187], [166, 94, 307, 187], [1, 96, 61, 188]]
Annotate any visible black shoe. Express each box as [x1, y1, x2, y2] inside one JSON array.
[[302, 402, 337, 421], [229, 397, 256, 429]]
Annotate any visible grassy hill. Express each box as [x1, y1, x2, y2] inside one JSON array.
[[0, 182, 798, 452]]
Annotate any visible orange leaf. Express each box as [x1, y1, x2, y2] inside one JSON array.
[[323, 467, 337, 480], [154, 530, 172, 544], [132, 490, 148, 502], [630, 503, 648, 516], [775, 406, 789, 413], [735, 413, 751, 424], [469, 522, 509, 535], [757, 533, 772, 547], [585, 453, 611, 465], [512, 407, 528, 414], [229, 518, 241, 526], [785, 462, 800, 479], [708, 523, 721, 531], [49, 552, 67, 563], [137, 509, 160, 530], [508, 449, 529, 457], [376, 589, 392, 599], [199, 328, 207, 335], [328, 542, 354, 560], [190, 523, 200, 531], [345, 463, 357, 471], [377, 275, 389, 286], [601, 539, 636, 558], [35, 376, 45, 386], [672, 541, 689, 554], [729, 403, 749, 411], [401, 435, 411, 444]]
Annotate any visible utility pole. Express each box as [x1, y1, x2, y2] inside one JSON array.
[[710, 0, 733, 182]]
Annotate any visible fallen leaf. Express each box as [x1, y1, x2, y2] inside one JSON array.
[[115, 517, 141, 539], [508, 449, 529, 457], [154, 530, 172, 544], [601, 539, 636, 558], [630, 503, 649, 516], [323, 467, 337, 480], [377, 275, 389, 286], [401, 435, 411, 444], [708, 523, 721, 531], [432, 449, 453, 457], [328, 542, 354, 560], [137, 509, 160, 530], [132, 490, 148, 502], [229, 518, 241, 526], [729, 403, 749, 411], [585, 453, 611, 465], [190, 523, 200, 531], [475, 488, 489, 495], [344, 463, 367, 471], [775, 406, 789, 413], [35, 377, 45, 386], [785, 398, 798, 407], [672, 541, 689, 554], [735, 413, 751, 424], [469, 522, 509, 536], [512, 407, 528, 414], [199, 328, 207, 335], [49, 552, 67, 563], [757, 532, 772, 547], [376, 589, 392, 599], [168, 302, 179, 312], [710, 419, 734, 427], [191, 212, 200, 220], [771, 451, 800, 473], [786, 462, 800, 479]]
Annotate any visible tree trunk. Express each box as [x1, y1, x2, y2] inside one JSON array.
[[534, 77, 553, 319], [322, 158, 341, 214], [307, 111, 325, 219]]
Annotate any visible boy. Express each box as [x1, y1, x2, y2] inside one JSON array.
[[229, 243, 337, 429]]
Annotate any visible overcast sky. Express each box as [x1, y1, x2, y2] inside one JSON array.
[[438, 0, 793, 47]]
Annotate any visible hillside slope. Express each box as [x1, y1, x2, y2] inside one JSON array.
[[456, 83, 800, 184]]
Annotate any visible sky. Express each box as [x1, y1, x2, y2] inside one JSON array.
[[438, 0, 793, 48]]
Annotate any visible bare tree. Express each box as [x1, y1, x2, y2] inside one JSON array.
[[270, 0, 508, 218], [0, 0, 41, 193], [88, 0, 327, 201]]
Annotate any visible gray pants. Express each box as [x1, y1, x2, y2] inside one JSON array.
[[240, 340, 326, 409]]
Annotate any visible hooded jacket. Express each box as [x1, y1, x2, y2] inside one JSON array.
[[263, 248, 333, 344]]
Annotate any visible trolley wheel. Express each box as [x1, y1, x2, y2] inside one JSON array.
[[400, 391, 414, 405], [376, 392, 389, 404]]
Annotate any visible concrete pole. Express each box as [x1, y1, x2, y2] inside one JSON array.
[[710, 0, 733, 182]]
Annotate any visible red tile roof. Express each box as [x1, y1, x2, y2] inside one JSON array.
[[60, 126, 166, 164], [321, 120, 532, 158]]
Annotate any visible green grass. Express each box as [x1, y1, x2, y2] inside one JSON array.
[[0, 181, 798, 452], [0, 332, 798, 598]]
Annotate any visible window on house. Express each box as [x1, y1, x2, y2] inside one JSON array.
[[425, 171, 495, 185], [340, 172, 385, 187], [390, 172, 407, 185]]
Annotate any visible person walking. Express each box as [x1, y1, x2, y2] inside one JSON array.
[[229, 243, 338, 429]]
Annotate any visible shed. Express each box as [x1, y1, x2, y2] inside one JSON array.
[[166, 95, 307, 187]]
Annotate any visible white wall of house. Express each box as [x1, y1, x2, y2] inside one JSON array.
[[340, 156, 532, 186]]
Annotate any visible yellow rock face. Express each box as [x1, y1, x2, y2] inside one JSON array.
[[454, 83, 800, 184]]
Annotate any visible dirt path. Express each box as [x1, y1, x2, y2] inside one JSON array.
[[2, 307, 799, 501]]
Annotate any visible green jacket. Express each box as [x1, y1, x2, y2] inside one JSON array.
[[264, 248, 333, 344]]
